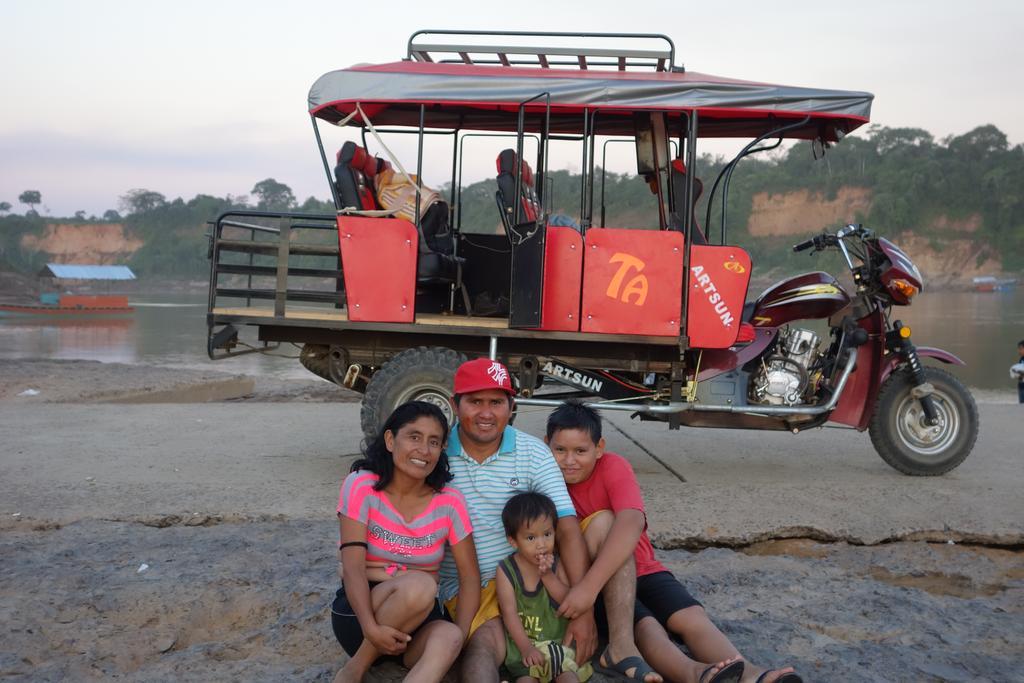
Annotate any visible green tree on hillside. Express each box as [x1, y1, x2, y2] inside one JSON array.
[[251, 178, 296, 211], [119, 189, 167, 215], [946, 124, 1007, 158], [0, 201, 11, 216], [120, 192, 252, 276], [103, 209, 122, 222], [18, 190, 41, 214], [299, 195, 334, 213]]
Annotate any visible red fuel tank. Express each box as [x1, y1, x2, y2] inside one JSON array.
[[750, 271, 850, 327]]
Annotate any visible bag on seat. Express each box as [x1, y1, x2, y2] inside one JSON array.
[[374, 167, 454, 256]]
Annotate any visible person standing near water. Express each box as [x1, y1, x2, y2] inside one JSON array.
[[1011, 340, 1024, 404]]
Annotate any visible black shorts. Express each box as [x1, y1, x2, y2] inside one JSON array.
[[329, 582, 449, 661], [595, 571, 703, 632]]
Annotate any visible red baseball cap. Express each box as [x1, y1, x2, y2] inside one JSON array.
[[453, 358, 515, 396]]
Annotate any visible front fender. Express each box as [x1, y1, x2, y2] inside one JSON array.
[[881, 346, 966, 384]]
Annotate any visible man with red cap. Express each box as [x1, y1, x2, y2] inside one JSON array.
[[437, 358, 597, 683]]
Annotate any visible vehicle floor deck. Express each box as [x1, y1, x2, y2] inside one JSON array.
[[209, 306, 680, 346], [211, 306, 509, 328]]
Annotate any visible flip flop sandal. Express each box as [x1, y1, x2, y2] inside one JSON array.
[[700, 660, 745, 683], [755, 672, 803, 683], [594, 647, 659, 681]]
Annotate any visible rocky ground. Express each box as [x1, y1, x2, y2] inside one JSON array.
[[0, 359, 1021, 682], [2, 520, 1019, 682]]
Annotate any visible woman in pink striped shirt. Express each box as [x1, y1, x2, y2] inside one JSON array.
[[331, 401, 480, 683]]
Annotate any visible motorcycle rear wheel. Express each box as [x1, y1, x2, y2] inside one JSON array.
[[868, 366, 978, 476]]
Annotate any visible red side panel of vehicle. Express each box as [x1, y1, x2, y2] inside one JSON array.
[[337, 216, 416, 323], [538, 226, 583, 331], [829, 313, 884, 430], [580, 228, 683, 337], [686, 245, 752, 349]]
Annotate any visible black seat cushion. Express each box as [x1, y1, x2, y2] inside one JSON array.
[[670, 159, 708, 245], [334, 141, 380, 211], [495, 149, 540, 234]]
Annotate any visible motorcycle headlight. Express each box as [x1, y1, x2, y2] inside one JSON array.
[[887, 278, 919, 303]]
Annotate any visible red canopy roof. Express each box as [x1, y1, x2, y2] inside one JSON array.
[[309, 60, 872, 140]]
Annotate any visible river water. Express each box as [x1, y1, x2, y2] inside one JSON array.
[[1, 289, 1022, 391], [0, 294, 310, 381]]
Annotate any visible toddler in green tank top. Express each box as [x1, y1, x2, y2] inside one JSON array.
[[497, 492, 592, 683]]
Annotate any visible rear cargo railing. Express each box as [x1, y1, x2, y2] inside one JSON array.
[[206, 210, 340, 358]]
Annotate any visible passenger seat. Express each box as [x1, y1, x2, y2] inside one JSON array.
[[334, 141, 387, 211], [334, 141, 461, 286], [495, 149, 542, 241], [669, 158, 708, 245]]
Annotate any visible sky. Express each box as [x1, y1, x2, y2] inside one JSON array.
[[2, 0, 1023, 217]]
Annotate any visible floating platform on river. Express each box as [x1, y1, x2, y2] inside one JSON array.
[[0, 264, 136, 316], [0, 295, 134, 316]]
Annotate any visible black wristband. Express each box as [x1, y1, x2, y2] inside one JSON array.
[[339, 541, 368, 551]]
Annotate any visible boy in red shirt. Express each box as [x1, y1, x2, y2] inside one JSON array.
[[546, 401, 801, 683]]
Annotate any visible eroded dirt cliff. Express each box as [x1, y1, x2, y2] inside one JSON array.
[[20, 223, 143, 264], [748, 187, 874, 237], [888, 231, 999, 286], [747, 188, 1000, 280]]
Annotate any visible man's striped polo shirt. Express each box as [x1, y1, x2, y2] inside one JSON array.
[[438, 425, 575, 602]]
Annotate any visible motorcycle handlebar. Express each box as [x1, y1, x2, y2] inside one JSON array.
[[793, 231, 850, 253]]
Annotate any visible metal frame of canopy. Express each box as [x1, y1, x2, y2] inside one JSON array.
[[305, 29, 872, 249], [407, 29, 677, 72], [293, 29, 875, 389], [305, 31, 871, 245]]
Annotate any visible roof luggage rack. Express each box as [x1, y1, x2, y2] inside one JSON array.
[[407, 29, 679, 72]]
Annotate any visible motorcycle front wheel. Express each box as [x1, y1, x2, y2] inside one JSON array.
[[869, 366, 979, 475]]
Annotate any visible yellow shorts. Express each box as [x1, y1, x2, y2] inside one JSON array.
[[578, 510, 609, 534], [445, 578, 500, 637]]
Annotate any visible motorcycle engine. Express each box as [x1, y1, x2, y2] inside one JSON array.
[[751, 328, 822, 406]]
